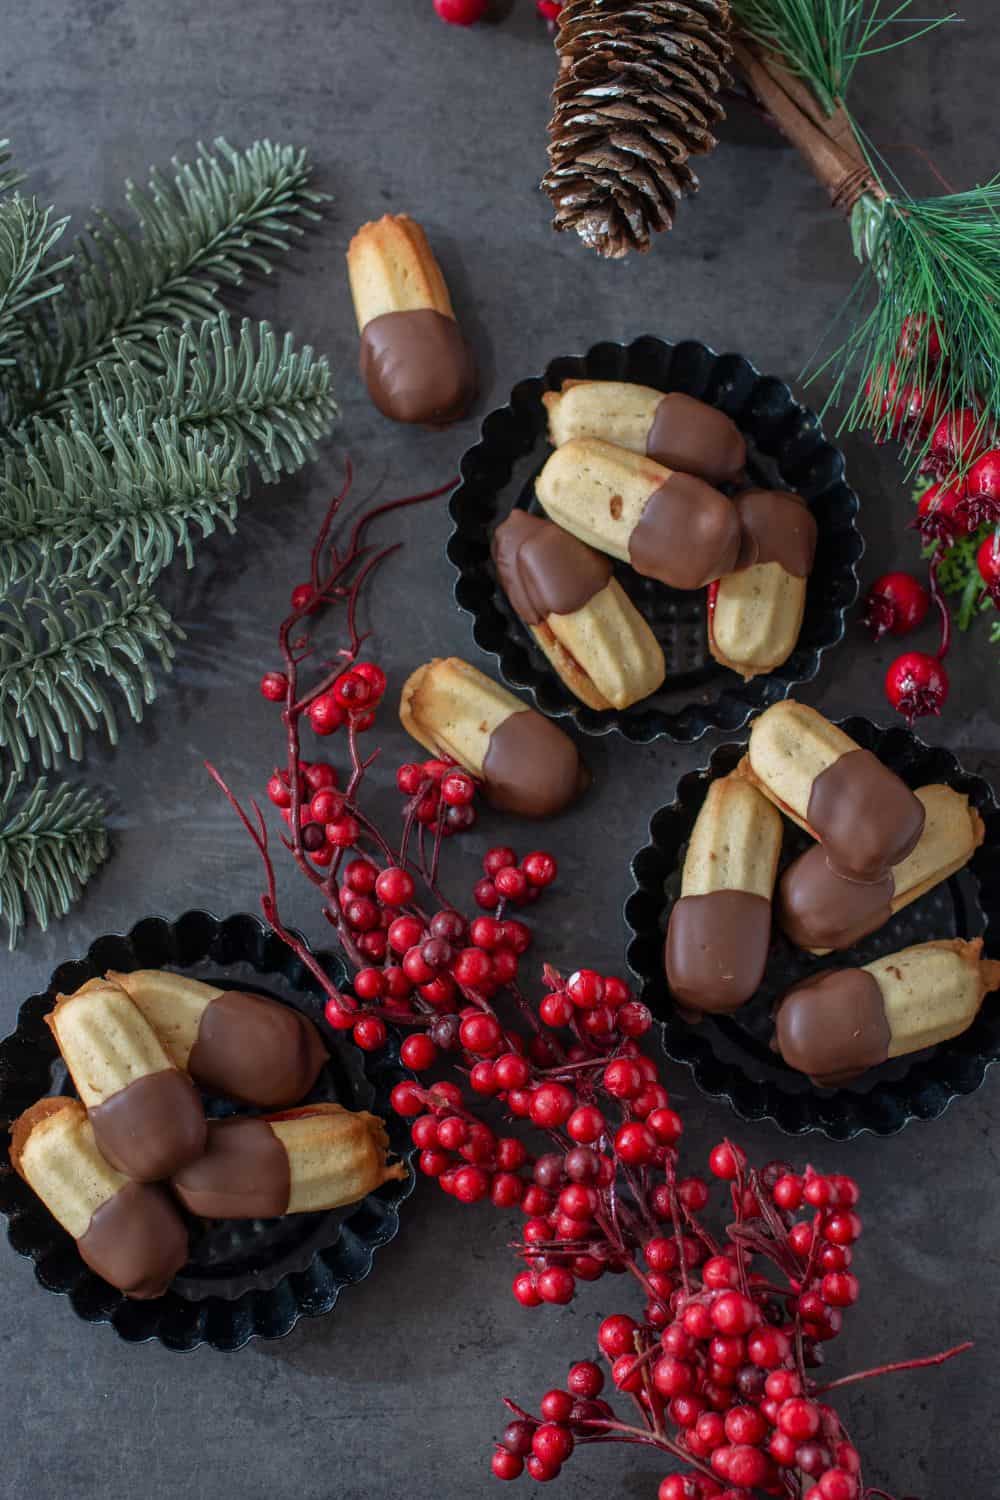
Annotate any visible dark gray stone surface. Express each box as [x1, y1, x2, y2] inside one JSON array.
[[3, 3, 999, 1496]]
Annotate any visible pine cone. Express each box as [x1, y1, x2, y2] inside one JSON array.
[[542, 0, 732, 258]]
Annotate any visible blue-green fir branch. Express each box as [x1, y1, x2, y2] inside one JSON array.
[[0, 196, 72, 364], [0, 416, 240, 590], [0, 774, 109, 949], [0, 576, 183, 775]]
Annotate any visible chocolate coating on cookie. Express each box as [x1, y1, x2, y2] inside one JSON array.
[[645, 393, 747, 485], [778, 845, 895, 952], [481, 709, 588, 819], [628, 472, 742, 590], [774, 968, 891, 1086], [78, 1181, 188, 1299], [806, 749, 925, 881], [665, 890, 772, 1013], [189, 990, 327, 1109], [732, 490, 817, 577], [89, 1069, 206, 1182], [359, 309, 476, 425], [172, 1117, 291, 1220], [491, 510, 612, 625]]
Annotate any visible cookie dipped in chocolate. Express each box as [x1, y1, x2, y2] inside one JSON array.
[[628, 471, 741, 590], [665, 890, 771, 1013], [806, 749, 925, 880], [89, 1069, 207, 1182], [481, 709, 588, 819], [172, 1117, 291, 1220], [778, 845, 895, 953], [774, 968, 891, 1086], [491, 510, 612, 624], [189, 991, 327, 1109], [79, 1181, 189, 1298], [360, 309, 476, 426], [646, 392, 747, 485], [732, 489, 817, 576]]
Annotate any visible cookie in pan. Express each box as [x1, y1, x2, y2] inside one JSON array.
[[708, 489, 817, 679]]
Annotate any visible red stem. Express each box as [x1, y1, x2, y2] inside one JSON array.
[[814, 1340, 972, 1394], [929, 554, 952, 659]]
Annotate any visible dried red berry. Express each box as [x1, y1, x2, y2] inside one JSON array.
[[863, 571, 930, 640], [259, 671, 288, 702], [884, 650, 949, 723]]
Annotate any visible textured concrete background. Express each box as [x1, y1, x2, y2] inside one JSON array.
[[3, 3, 999, 1497]]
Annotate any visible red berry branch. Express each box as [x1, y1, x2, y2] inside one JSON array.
[[210, 463, 969, 1500], [862, 318, 1000, 722]]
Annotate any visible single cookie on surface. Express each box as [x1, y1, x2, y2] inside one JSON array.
[[399, 656, 588, 819], [171, 1103, 407, 1220], [10, 1097, 188, 1299], [743, 701, 925, 881], [534, 436, 741, 591], [45, 977, 206, 1182], [708, 490, 817, 679], [773, 938, 1000, 1086], [543, 381, 747, 486], [664, 774, 783, 1015], [778, 784, 985, 954], [108, 970, 328, 1110], [491, 510, 665, 711], [347, 213, 476, 425]]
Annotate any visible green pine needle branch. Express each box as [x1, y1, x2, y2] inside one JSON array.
[[0, 576, 183, 776], [0, 416, 240, 590], [0, 775, 109, 949], [0, 196, 72, 364], [7, 137, 326, 424], [731, 0, 956, 115], [50, 314, 337, 484]]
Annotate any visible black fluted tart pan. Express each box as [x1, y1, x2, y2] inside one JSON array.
[[624, 719, 1000, 1137], [447, 336, 864, 743], [0, 910, 415, 1351]]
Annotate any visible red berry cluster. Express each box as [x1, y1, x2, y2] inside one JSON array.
[[863, 315, 1000, 724], [259, 650, 387, 739], [491, 1158, 893, 1497], [432, 0, 564, 25], [396, 758, 479, 837]]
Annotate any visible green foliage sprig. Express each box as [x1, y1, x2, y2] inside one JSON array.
[[0, 775, 108, 950], [0, 134, 336, 945]]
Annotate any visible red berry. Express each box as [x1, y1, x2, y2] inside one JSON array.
[[961, 449, 1000, 529], [567, 969, 604, 1008], [352, 1016, 386, 1051], [374, 866, 414, 906], [603, 1058, 642, 1098], [396, 763, 424, 796], [567, 1361, 603, 1398], [492, 1052, 530, 1090], [611, 1353, 643, 1392], [512, 1271, 541, 1307], [499, 918, 532, 955], [530, 1083, 575, 1128], [614, 1122, 656, 1165], [703, 1256, 738, 1290], [400, 1033, 437, 1071], [326, 814, 359, 847], [598, 1314, 638, 1358], [678, 1176, 709, 1212], [484, 845, 517, 877], [308, 693, 344, 735], [885, 650, 949, 724], [772, 1173, 802, 1211], [353, 661, 387, 699], [653, 1355, 693, 1397], [646, 1108, 683, 1146], [307, 788, 341, 824], [817, 1472, 858, 1500], [537, 1267, 575, 1305], [459, 1011, 503, 1056], [452, 1165, 490, 1203], [924, 406, 983, 477], [469, 916, 502, 951], [491, 1448, 523, 1481], [525, 1454, 560, 1483], [473, 878, 500, 910], [387, 915, 423, 954], [822, 1210, 862, 1245], [725, 1406, 769, 1447], [863, 571, 930, 640], [748, 1329, 790, 1368], [778, 1399, 821, 1440], [259, 671, 288, 702], [916, 477, 969, 545], [977, 531, 1000, 604], [266, 773, 292, 808], [494, 866, 528, 902], [440, 770, 476, 806], [765, 1371, 801, 1401], [821, 1271, 859, 1307], [539, 991, 574, 1027], [522, 850, 558, 887], [708, 1142, 745, 1181], [566, 1105, 605, 1144], [434, 0, 488, 21], [617, 999, 653, 1036], [354, 967, 385, 1002]]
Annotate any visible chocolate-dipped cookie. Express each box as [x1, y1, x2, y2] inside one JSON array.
[[9, 1098, 188, 1299], [109, 970, 328, 1110], [399, 656, 588, 819], [534, 437, 742, 591], [347, 213, 476, 425], [778, 784, 985, 953], [744, 701, 926, 880], [708, 490, 817, 679], [46, 977, 206, 1181], [665, 773, 783, 1014], [172, 1103, 407, 1220], [491, 511, 665, 711], [774, 938, 1000, 1086], [543, 381, 747, 485]]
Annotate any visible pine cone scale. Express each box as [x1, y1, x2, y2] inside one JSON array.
[[542, 0, 731, 257]]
